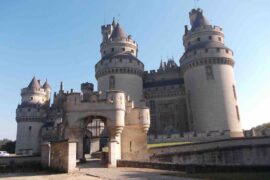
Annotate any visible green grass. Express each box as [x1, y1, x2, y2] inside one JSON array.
[[101, 142, 191, 152], [148, 141, 191, 148], [162, 172, 270, 180]]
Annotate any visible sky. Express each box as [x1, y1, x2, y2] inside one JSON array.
[[0, 0, 270, 140]]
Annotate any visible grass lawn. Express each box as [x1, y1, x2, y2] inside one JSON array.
[[148, 141, 191, 148], [101, 142, 191, 152], [162, 172, 270, 180]]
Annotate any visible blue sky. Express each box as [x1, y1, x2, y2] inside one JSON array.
[[0, 0, 270, 140]]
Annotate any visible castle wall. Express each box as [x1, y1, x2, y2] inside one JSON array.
[[15, 121, 43, 155], [98, 74, 143, 106], [184, 64, 242, 135]]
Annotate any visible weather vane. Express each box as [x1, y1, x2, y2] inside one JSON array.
[[194, 0, 200, 8]]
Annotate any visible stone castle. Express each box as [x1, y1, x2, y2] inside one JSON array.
[[15, 8, 244, 164]]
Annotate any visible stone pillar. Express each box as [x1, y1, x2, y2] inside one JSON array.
[[41, 143, 51, 168], [108, 135, 121, 167]]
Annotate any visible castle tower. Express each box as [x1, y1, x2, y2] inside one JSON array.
[[95, 19, 144, 106], [42, 79, 51, 105], [15, 77, 49, 155], [180, 9, 243, 137]]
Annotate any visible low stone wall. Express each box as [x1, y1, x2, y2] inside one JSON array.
[[0, 155, 40, 166], [148, 131, 232, 144], [117, 160, 270, 173], [0, 155, 41, 172], [41, 140, 77, 173], [149, 136, 270, 166]]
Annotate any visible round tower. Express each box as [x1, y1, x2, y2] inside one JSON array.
[[42, 79, 51, 105], [15, 77, 49, 155], [180, 9, 243, 137], [95, 19, 144, 106]]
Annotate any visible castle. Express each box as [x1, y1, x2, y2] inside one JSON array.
[[15, 9, 243, 162]]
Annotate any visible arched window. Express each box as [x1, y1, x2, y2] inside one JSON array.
[[109, 76, 115, 90]]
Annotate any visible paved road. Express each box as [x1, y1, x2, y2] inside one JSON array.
[[0, 160, 197, 180]]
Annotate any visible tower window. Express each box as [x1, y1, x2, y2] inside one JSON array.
[[109, 76, 115, 90], [233, 85, 237, 100], [236, 105, 240, 121], [131, 49, 134, 53], [122, 48, 125, 51], [205, 65, 214, 80], [209, 36, 212, 40], [217, 48, 220, 52], [226, 49, 229, 53], [30, 97, 33, 100], [111, 48, 114, 52], [218, 37, 222, 41], [29, 126, 32, 131]]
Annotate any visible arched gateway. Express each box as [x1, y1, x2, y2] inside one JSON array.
[[61, 90, 150, 167]]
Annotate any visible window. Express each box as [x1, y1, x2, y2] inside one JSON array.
[[119, 59, 122, 62], [109, 76, 115, 90], [122, 48, 125, 51], [205, 65, 214, 80], [217, 48, 220, 52], [197, 37, 200, 41], [209, 36, 212, 40], [205, 49, 208, 53], [218, 37, 222, 41], [226, 49, 229, 53], [111, 48, 114, 52], [236, 105, 240, 121], [131, 49, 134, 53], [193, 51, 197, 55], [109, 59, 112, 63], [233, 85, 237, 100], [28, 108, 31, 112], [103, 51, 106, 54], [29, 126, 32, 131], [188, 42, 191, 46]]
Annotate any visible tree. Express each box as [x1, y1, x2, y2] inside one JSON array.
[[0, 139, 16, 154]]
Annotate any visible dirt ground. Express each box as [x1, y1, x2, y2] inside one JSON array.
[[0, 159, 195, 180]]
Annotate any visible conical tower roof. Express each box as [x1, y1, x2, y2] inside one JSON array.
[[110, 23, 127, 40], [42, 79, 51, 89], [28, 76, 40, 90], [190, 8, 210, 30]]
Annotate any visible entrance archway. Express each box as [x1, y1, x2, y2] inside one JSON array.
[[81, 116, 109, 163]]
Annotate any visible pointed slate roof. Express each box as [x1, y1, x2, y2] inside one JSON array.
[[42, 79, 51, 89], [110, 23, 127, 40], [28, 76, 40, 90], [190, 9, 210, 30]]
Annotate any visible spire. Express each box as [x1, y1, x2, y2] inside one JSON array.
[[28, 76, 40, 90], [110, 23, 127, 40], [112, 17, 116, 28], [60, 81, 64, 92], [159, 59, 165, 70], [42, 79, 51, 89]]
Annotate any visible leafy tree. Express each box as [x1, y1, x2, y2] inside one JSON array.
[[0, 139, 16, 153]]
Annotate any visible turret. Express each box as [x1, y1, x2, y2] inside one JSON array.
[[96, 19, 144, 106], [180, 9, 243, 137], [42, 79, 51, 104], [15, 77, 49, 155]]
